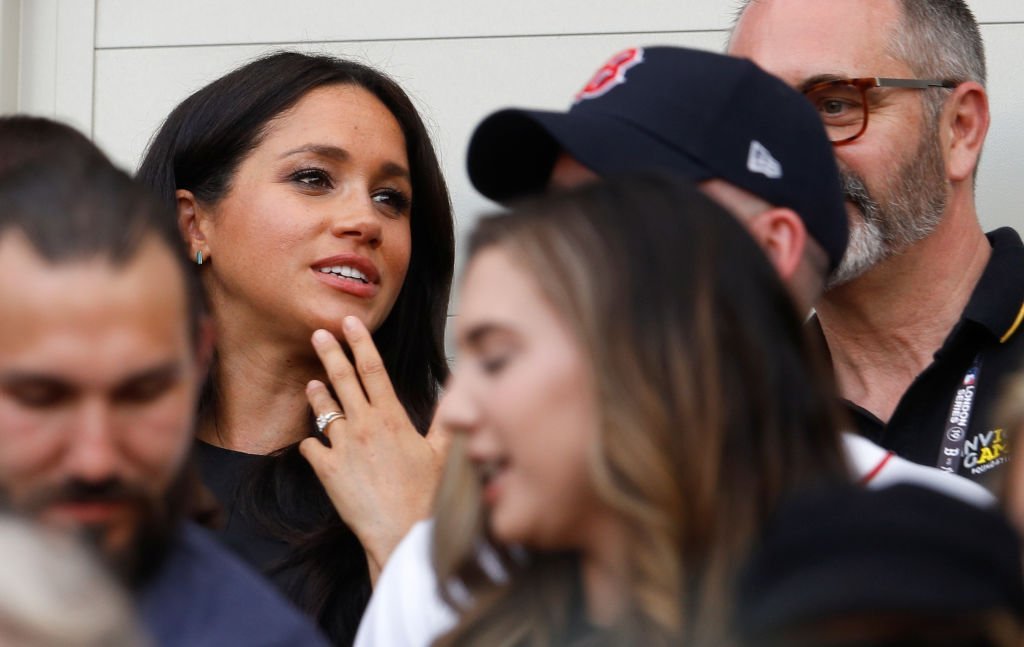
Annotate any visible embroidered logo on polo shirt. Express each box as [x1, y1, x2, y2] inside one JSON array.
[[962, 427, 1010, 474]]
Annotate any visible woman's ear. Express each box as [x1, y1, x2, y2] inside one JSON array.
[[176, 189, 211, 261]]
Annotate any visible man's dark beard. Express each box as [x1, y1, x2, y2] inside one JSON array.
[[17, 477, 179, 592]]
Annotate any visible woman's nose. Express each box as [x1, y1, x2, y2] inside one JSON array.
[[329, 193, 383, 248]]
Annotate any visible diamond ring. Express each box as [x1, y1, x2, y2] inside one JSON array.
[[315, 411, 345, 434]]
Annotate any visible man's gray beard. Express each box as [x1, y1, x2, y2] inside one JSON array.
[[826, 126, 949, 290]]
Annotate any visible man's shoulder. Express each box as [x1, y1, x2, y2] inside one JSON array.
[[966, 227, 1024, 343], [139, 522, 329, 647], [986, 226, 1023, 250]]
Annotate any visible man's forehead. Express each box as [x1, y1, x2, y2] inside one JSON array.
[[0, 233, 192, 379], [730, 0, 907, 86]]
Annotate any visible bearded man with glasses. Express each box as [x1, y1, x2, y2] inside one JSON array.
[[729, 0, 1022, 492]]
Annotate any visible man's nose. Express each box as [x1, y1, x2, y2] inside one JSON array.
[[64, 400, 122, 483]]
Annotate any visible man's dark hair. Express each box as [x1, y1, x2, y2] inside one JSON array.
[[0, 117, 203, 344], [0, 115, 105, 175]]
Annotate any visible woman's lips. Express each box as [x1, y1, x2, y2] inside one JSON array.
[[311, 253, 381, 298], [313, 269, 380, 298]]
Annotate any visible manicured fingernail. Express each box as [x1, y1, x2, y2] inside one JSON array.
[[312, 329, 332, 345], [343, 316, 359, 332]]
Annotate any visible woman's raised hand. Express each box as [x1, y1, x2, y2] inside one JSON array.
[[299, 316, 451, 584]]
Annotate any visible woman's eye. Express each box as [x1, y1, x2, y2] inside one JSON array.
[[372, 188, 411, 215], [479, 354, 510, 376], [290, 168, 333, 190]]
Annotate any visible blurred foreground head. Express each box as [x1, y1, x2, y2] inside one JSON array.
[[0, 116, 209, 589], [0, 115, 105, 175], [0, 514, 147, 646], [432, 173, 849, 645], [736, 484, 1024, 647]]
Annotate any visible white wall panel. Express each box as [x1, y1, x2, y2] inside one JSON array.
[[0, 0, 19, 112], [94, 0, 1024, 50], [972, 0, 1024, 23], [18, 0, 95, 133], [95, 0, 735, 49], [18, 0, 58, 114], [973, 23, 1024, 232], [94, 32, 725, 241]]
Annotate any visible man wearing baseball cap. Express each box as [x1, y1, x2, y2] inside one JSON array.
[[350, 45, 995, 647], [467, 45, 848, 314]]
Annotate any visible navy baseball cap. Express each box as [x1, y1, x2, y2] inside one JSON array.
[[467, 46, 849, 271]]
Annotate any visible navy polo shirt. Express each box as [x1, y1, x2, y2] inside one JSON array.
[[138, 522, 329, 647], [811, 228, 1024, 492]]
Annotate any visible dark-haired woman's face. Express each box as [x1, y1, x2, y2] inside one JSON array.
[[195, 84, 412, 345]]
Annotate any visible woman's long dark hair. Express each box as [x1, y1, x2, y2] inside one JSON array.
[[433, 174, 849, 646], [137, 51, 454, 643]]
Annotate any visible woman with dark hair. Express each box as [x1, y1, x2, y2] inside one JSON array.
[[137, 51, 454, 644], [355, 173, 850, 646]]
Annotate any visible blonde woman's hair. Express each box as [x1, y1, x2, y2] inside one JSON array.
[[432, 174, 850, 646]]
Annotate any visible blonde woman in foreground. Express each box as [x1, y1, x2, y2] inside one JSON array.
[[362, 174, 852, 646]]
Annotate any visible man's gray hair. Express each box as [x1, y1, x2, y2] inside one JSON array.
[[891, 0, 985, 125], [731, 0, 985, 84], [891, 0, 985, 87], [730, 0, 985, 128]]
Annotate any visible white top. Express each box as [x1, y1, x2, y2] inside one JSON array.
[[354, 519, 454, 647], [354, 434, 996, 647], [840, 432, 994, 507]]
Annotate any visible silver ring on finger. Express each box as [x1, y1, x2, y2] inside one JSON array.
[[315, 411, 345, 434]]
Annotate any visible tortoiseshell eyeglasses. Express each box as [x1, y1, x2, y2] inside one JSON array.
[[802, 77, 959, 146]]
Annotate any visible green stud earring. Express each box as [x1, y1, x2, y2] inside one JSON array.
[[196, 250, 204, 265]]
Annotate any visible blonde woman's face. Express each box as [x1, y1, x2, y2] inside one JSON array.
[[440, 248, 610, 550]]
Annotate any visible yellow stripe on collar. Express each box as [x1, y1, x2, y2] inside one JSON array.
[[1000, 301, 1024, 344]]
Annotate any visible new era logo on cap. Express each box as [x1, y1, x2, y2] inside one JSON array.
[[747, 141, 783, 179]]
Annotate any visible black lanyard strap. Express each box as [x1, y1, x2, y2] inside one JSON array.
[[936, 355, 982, 473]]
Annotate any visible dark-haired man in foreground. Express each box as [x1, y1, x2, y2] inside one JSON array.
[[0, 117, 327, 646]]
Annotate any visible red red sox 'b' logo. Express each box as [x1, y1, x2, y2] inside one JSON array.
[[574, 48, 645, 103]]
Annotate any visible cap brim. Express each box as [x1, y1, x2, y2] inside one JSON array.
[[467, 107, 713, 203]]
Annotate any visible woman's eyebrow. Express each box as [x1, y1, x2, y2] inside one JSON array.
[[279, 144, 350, 161], [460, 322, 511, 349], [278, 144, 410, 181]]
